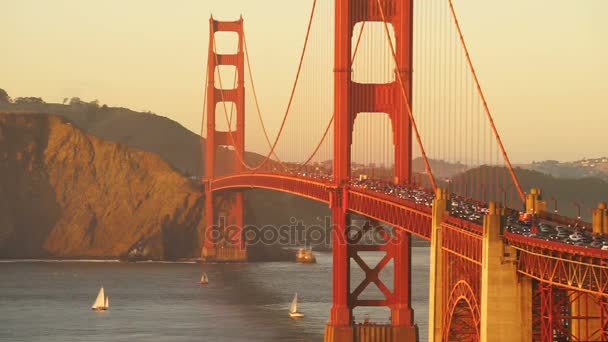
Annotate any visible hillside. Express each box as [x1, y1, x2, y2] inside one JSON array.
[[450, 166, 608, 220], [3, 93, 601, 241], [0, 98, 265, 177], [0, 96, 328, 240], [0, 112, 205, 259], [518, 158, 608, 181]]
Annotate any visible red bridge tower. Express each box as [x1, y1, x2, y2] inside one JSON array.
[[202, 17, 247, 262], [327, 0, 416, 341]]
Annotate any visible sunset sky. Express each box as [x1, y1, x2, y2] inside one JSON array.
[[1, 0, 606, 163]]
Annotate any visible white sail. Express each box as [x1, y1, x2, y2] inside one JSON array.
[[92, 287, 105, 309], [290, 293, 298, 314], [105, 296, 109, 309], [201, 273, 208, 284]]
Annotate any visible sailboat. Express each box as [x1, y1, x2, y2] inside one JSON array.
[[200, 272, 209, 285], [91, 287, 109, 311], [288, 292, 304, 318]]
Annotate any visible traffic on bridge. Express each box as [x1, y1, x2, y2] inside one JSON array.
[[200, 0, 608, 340]]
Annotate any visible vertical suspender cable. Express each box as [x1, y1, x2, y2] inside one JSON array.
[[447, 0, 525, 203], [376, 0, 437, 192]]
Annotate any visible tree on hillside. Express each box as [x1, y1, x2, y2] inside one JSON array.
[[0, 88, 11, 103], [14, 97, 45, 105], [68, 97, 82, 105]]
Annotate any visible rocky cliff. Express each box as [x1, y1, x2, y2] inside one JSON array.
[[0, 112, 205, 259]]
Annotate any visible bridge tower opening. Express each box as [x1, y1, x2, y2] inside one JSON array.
[[327, 0, 416, 341], [202, 17, 247, 262]]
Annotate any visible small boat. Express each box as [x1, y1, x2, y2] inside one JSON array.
[[289, 292, 304, 318], [200, 272, 209, 285], [91, 287, 109, 311], [295, 248, 316, 264]]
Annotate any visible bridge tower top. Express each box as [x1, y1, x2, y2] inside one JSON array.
[[205, 16, 245, 180], [333, 0, 413, 185]]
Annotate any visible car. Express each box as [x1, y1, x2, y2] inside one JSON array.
[[538, 225, 555, 234], [569, 232, 584, 242], [590, 241, 603, 248]]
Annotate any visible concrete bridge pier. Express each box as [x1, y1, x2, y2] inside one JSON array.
[[480, 202, 532, 341], [593, 202, 608, 235], [526, 188, 547, 215], [428, 189, 448, 342]]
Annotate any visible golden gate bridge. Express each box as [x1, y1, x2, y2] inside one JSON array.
[[199, 0, 608, 341]]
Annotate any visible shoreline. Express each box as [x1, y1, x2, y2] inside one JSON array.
[[0, 246, 431, 264]]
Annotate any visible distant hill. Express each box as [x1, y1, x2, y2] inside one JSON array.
[[0, 98, 267, 177], [2, 91, 602, 230], [518, 158, 608, 182], [450, 166, 608, 220]]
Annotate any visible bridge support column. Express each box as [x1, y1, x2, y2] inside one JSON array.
[[593, 202, 608, 235], [201, 17, 247, 262], [480, 202, 532, 342], [428, 189, 448, 342], [570, 292, 602, 341], [325, 188, 353, 342], [215, 191, 247, 262], [525, 188, 546, 214], [390, 228, 418, 342], [564, 202, 608, 340], [202, 185, 216, 259]]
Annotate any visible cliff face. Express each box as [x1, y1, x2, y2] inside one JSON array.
[[0, 112, 205, 259]]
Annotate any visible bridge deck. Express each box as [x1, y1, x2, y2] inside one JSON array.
[[210, 172, 608, 296]]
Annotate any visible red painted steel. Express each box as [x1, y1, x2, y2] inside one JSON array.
[[440, 221, 482, 341], [538, 283, 553, 342], [441, 223, 482, 266], [443, 281, 481, 341], [347, 187, 432, 239], [334, 0, 413, 186], [209, 171, 608, 340], [329, 0, 417, 332], [211, 173, 331, 204], [330, 188, 351, 327], [532, 283, 604, 342], [602, 296, 608, 340], [507, 232, 608, 296], [204, 17, 246, 258], [200, 0, 608, 338]]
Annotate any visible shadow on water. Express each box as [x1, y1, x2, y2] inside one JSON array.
[[0, 248, 429, 342]]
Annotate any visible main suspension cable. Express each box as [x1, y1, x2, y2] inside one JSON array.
[[242, 30, 286, 168], [447, 0, 525, 203], [214, 0, 318, 171], [200, 55, 209, 180]]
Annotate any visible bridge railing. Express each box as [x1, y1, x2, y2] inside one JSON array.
[[537, 211, 593, 230]]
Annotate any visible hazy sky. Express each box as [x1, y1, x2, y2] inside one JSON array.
[[1, 0, 606, 163]]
